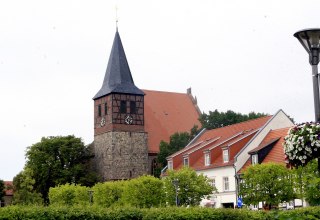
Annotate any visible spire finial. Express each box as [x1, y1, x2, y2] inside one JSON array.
[[115, 5, 119, 31]]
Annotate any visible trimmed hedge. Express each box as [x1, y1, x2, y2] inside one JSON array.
[[2, 206, 320, 219]]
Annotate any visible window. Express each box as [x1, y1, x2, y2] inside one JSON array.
[[183, 157, 189, 166], [104, 103, 108, 115], [168, 161, 173, 170], [210, 178, 216, 188], [98, 104, 101, 117], [252, 154, 258, 165], [120, 101, 127, 113], [223, 177, 229, 191], [130, 101, 136, 114], [223, 149, 229, 163], [205, 153, 210, 166]]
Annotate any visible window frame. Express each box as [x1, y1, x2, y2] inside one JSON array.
[[223, 149, 229, 163], [104, 103, 108, 115], [130, 101, 136, 114], [210, 177, 216, 188], [183, 157, 189, 167], [120, 101, 127, 113], [223, 176, 229, 191], [252, 154, 258, 165], [205, 152, 210, 166], [98, 104, 102, 117]]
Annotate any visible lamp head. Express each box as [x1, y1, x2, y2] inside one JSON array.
[[294, 28, 320, 65]]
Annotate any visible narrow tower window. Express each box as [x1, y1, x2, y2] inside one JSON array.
[[130, 101, 136, 114], [120, 101, 127, 113], [98, 104, 102, 117], [104, 103, 108, 115]]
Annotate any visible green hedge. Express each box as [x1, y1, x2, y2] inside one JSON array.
[[2, 206, 320, 220], [49, 184, 90, 207]]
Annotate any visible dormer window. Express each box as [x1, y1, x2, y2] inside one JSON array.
[[183, 157, 189, 166], [223, 149, 229, 163], [205, 153, 210, 166], [252, 154, 258, 165], [168, 160, 173, 170]]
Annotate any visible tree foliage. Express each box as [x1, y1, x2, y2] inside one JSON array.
[[155, 125, 200, 177], [0, 179, 4, 206], [199, 110, 267, 130], [24, 135, 98, 204], [123, 175, 164, 208], [12, 168, 42, 205], [49, 184, 90, 206], [240, 163, 295, 209], [163, 167, 214, 206], [92, 181, 126, 208], [292, 159, 320, 206]]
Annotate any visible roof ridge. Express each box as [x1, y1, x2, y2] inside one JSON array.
[[204, 115, 272, 133], [143, 89, 188, 95]]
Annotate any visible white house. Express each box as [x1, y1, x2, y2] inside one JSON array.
[[166, 110, 294, 208]]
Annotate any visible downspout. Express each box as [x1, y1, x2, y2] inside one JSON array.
[[233, 164, 239, 208]]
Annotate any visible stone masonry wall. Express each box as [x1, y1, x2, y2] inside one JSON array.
[[94, 131, 149, 181]]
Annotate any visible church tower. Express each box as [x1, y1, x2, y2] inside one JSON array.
[[93, 29, 148, 181]]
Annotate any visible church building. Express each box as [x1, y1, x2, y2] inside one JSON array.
[[93, 29, 201, 181]]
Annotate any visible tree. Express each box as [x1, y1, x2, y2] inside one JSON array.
[[92, 181, 126, 207], [0, 180, 4, 206], [12, 168, 43, 205], [49, 184, 90, 206], [291, 159, 320, 206], [24, 135, 98, 204], [155, 131, 194, 177], [163, 167, 214, 206], [123, 175, 165, 208], [199, 110, 267, 130], [240, 163, 295, 210]]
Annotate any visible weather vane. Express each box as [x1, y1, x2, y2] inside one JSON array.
[[115, 5, 119, 31]]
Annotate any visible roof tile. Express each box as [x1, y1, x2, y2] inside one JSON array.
[[144, 89, 201, 153]]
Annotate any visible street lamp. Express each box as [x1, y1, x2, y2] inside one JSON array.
[[88, 190, 94, 206], [172, 179, 179, 206], [294, 28, 320, 122]]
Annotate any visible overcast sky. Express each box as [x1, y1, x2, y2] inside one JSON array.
[[1, 0, 320, 180]]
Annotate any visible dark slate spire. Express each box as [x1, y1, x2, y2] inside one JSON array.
[[93, 30, 144, 100]]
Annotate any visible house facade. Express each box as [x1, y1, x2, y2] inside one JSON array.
[[167, 110, 294, 208]]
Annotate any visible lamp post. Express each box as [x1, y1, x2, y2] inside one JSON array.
[[172, 179, 179, 206], [294, 28, 320, 122], [88, 190, 94, 206]]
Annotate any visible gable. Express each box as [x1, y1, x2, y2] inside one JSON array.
[[234, 110, 294, 172], [238, 127, 291, 173]]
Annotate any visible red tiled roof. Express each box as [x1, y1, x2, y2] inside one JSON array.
[[169, 116, 272, 170], [261, 127, 290, 164], [197, 116, 272, 142], [238, 127, 291, 173], [143, 89, 201, 153], [248, 137, 280, 154], [4, 181, 13, 196]]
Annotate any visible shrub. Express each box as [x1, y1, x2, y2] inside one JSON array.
[[49, 183, 90, 206], [92, 181, 126, 207], [122, 175, 165, 208]]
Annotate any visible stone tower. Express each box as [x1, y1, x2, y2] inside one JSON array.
[[93, 29, 148, 181]]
